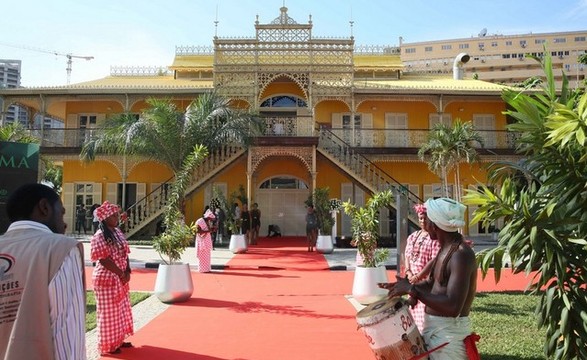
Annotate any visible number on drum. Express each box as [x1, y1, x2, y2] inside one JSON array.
[[400, 314, 413, 331]]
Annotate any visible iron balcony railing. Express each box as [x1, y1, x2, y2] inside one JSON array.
[[26, 125, 518, 150], [328, 128, 519, 149]]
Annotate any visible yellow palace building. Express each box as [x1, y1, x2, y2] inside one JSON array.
[[0, 7, 517, 238]]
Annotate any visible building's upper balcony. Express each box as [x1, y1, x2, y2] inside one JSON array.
[[27, 116, 517, 155]]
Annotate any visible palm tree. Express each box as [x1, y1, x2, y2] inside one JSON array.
[[0, 122, 39, 143], [80, 91, 264, 263], [81, 92, 263, 175], [418, 119, 483, 201], [463, 49, 587, 359]]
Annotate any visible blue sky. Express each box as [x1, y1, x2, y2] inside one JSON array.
[[3, 0, 587, 87]]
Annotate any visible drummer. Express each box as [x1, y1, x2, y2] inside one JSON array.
[[379, 197, 478, 360]]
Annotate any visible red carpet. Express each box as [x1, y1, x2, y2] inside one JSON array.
[[89, 237, 538, 359], [225, 236, 331, 271]]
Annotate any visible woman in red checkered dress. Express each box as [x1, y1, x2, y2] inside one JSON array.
[[90, 201, 134, 355], [404, 203, 440, 331], [195, 209, 216, 273]]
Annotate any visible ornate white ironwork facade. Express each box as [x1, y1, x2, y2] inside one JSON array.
[[213, 6, 354, 109]]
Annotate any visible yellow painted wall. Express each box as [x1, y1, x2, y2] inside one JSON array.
[[254, 156, 310, 187], [357, 101, 437, 129], [46, 102, 67, 120], [373, 160, 489, 197], [260, 79, 306, 100], [315, 158, 356, 200], [183, 157, 248, 224], [63, 159, 121, 183], [127, 161, 172, 183], [66, 101, 124, 115], [314, 100, 351, 124], [445, 101, 507, 129]]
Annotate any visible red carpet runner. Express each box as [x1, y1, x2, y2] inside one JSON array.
[[224, 236, 332, 271], [94, 237, 537, 359], [99, 237, 373, 359]]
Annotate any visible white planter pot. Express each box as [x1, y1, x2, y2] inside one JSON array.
[[316, 234, 334, 254], [352, 265, 389, 305], [229, 234, 248, 254], [154, 263, 193, 303]]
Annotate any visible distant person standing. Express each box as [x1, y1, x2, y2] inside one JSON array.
[[0, 183, 86, 360], [75, 204, 87, 234], [233, 203, 241, 235], [250, 203, 261, 245], [195, 209, 217, 273], [91, 203, 100, 234], [241, 204, 251, 245], [306, 205, 319, 252], [215, 206, 226, 244], [91, 201, 134, 355]]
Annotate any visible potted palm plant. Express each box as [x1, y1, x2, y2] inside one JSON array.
[[152, 145, 207, 303], [342, 189, 394, 305], [307, 187, 336, 254]]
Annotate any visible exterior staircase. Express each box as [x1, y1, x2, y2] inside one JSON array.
[[317, 128, 421, 225], [124, 145, 245, 238]]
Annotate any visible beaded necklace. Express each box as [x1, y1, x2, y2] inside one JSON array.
[[410, 230, 428, 262]]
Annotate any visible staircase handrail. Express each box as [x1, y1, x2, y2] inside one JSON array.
[[318, 128, 422, 222], [123, 144, 245, 237]]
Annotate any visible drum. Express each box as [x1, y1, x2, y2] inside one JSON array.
[[356, 297, 427, 360]]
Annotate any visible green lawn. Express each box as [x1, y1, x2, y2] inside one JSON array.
[[86, 291, 151, 331], [472, 292, 547, 360]]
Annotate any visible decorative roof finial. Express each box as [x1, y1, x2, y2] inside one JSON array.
[[214, 4, 219, 38], [349, 6, 354, 38]]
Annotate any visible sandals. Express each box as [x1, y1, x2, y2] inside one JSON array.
[[105, 342, 133, 354]]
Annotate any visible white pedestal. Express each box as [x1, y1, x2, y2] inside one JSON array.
[[154, 263, 193, 303], [316, 234, 334, 254], [229, 234, 248, 254]]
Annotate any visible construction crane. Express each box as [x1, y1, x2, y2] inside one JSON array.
[[0, 42, 94, 84]]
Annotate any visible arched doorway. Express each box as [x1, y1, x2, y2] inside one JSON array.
[[255, 176, 309, 236]]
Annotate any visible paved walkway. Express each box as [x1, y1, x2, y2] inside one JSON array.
[[73, 233, 499, 271]]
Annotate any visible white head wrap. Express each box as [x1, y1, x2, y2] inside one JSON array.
[[204, 209, 216, 220], [424, 198, 466, 232]]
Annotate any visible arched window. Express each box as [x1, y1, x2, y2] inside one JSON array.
[[260, 95, 307, 108], [259, 176, 308, 189]]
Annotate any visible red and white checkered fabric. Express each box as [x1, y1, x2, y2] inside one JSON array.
[[405, 229, 440, 331], [195, 217, 212, 272], [90, 226, 133, 354], [95, 201, 120, 222]]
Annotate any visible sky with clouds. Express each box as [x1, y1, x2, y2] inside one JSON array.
[[2, 0, 587, 87]]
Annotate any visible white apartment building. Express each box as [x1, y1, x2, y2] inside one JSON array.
[[0, 59, 28, 124], [401, 30, 587, 88]]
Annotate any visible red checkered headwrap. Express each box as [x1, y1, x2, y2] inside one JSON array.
[[96, 201, 120, 222], [414, 203, 426, 215], [204, 209, 216, 220]]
